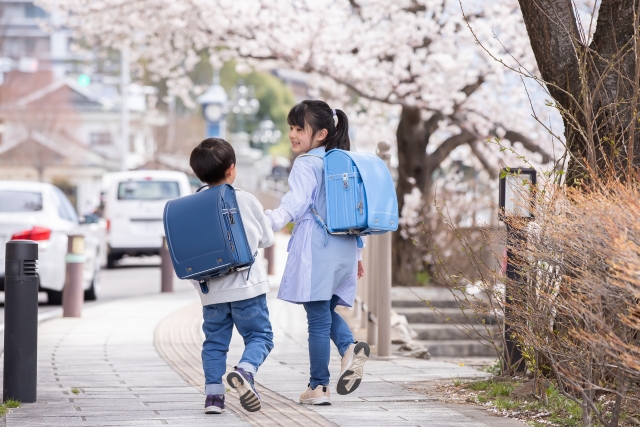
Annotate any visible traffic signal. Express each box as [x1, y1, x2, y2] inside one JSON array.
[[77, 74, 90, 87]]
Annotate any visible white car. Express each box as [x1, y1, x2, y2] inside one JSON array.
[[0, 181, 101, 304], [103, 170, 191, 268]]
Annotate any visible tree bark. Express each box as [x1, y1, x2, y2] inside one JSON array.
[[518, 0, 640, 184], [393, 105, 434, 287], [393, 107, 481, 286]]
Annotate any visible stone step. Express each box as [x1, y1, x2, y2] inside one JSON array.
[[410, 323, 501, 341], [415, 339, 499, 358], [395, 307, 497, 325]]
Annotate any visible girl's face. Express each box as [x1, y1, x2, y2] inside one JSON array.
[[289, 123, 327, 154]]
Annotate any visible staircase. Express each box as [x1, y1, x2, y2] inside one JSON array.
[[392, 286, 500, 358]]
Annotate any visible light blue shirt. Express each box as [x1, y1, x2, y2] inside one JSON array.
[[265, 147, 360, 306]]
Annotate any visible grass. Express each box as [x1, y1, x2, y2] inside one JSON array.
[[71, 388, 80, 395], [459, 379, 596, 426], [0, 399, 21, 416]]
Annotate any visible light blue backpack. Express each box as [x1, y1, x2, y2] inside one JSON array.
[[301, 149, 398, 246]]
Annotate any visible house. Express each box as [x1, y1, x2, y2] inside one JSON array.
[[0, 71, 162, 214], [0, 0, 77, 78]]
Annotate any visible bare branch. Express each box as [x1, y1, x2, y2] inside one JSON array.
[[503, 129, 552, 163], [469, 141, 498, 178], [426, 129, 477, 171]]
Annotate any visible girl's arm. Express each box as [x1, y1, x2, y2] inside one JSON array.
[[256, 204, 275, 249], [265, 160, 317, 232]]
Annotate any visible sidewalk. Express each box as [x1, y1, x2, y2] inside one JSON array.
[[0, 284, 523, 427]]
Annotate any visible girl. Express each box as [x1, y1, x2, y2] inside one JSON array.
[[265, 100, 369, 405]]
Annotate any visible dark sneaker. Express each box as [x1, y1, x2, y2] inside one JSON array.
[[337, 342, 370, 395], [204, 394, 225, 414], [227, 367, 261, 412]]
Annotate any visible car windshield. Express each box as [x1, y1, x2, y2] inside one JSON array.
[[0, 190, 43, 212], [117, 181, 180, 200]]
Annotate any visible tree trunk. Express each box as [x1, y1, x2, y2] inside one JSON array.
[[392, 106, 480, 286], [393, 105, 433, 287], [518, 0, 640, 184]]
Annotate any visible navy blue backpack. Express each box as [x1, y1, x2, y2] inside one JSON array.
[[163, 184, 255, 294]]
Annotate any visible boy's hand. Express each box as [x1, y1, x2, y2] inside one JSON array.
[[357, 261, 365, 279]]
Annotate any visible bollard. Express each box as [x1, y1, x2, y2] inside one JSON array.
[[160, 236, 174, 293], [4, 240, 39, 403], [264, 244, 275, 275], [376, 141, 393, 357], [63, 235, 86, 318]]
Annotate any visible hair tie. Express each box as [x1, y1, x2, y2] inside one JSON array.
[[331, 109, 336, 117]]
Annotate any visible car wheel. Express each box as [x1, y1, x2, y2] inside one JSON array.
[[106, 253, 118, 269], [84, 280, 98, 301], [84, 264, 100, 301], [46, 289, 63, 305]]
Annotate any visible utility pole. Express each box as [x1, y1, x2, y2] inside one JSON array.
[[120, 46, 130, 171]]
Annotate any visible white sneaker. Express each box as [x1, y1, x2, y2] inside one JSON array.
[[299, 384, 331, 405], [337, 342, 370, 395]]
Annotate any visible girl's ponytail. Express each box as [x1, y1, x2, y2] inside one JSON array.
[[287, 100, 351, 152], [325, 109, 350, 151]]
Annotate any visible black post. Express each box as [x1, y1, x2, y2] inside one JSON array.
[[504, 223, 526, 373], [4, 240, 39, 403]]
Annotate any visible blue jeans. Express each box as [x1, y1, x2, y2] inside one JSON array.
[[302, 294, 355, 389], [201, 294, 274, 395]]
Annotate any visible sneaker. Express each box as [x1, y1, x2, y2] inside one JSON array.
[[227, 367, 261, 412], [299, 384, 331, 405], [204, 394, 225, 414], [337, 341, 370, 395]]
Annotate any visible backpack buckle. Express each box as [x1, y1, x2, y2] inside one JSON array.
[[343, 173, 349, 189]]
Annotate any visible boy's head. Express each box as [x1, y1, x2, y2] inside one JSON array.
[[190, 138, 237, 185]]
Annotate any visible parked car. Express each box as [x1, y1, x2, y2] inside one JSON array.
[[0, 181, 102, 304], [102, 170, 191, 268]]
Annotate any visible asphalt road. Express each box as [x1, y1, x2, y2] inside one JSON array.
[[0, 255, 194, 353]]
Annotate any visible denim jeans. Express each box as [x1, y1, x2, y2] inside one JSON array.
[[302, 294, 355, 389], [201, 294, 274, 395]]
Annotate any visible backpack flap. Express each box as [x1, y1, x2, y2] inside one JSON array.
[[343, 151, 399, 233], [219, 185, 255, 270], [324, 150, 368, 233], [163, 185, 235, 280]]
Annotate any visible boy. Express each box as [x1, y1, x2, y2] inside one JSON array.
[[189, 138, 275, 414]]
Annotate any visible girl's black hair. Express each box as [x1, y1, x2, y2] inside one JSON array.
[[287, 100, 350, 151]]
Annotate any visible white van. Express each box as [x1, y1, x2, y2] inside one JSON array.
[[103, 170, 191, 268]]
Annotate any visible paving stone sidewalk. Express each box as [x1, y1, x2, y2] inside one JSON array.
[[1, 287, 522, 426]]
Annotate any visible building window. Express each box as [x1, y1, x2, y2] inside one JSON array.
[[25, 4, 49, 19], [90, 132, 112, 146]]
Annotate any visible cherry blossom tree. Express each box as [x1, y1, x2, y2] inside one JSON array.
[[40, 0, 557, 285]]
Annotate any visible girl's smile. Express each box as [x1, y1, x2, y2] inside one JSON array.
[[289, 124, 328, 154]]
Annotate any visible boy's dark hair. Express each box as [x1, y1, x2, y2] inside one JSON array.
[[287, 100, 350, 151], [189, 138, 236, 184]]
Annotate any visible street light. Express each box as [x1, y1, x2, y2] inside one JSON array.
[[499, 168, 537, 219], [251, 119, 282, 152], [498, 167, 536, 373], [227, 81, 259, 134]]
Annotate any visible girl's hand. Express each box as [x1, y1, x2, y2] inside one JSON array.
[[357, 261, 365, 279]]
